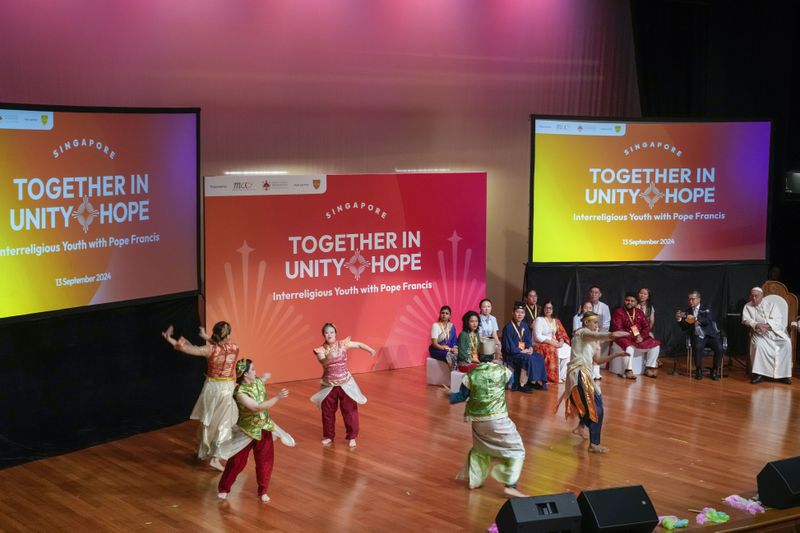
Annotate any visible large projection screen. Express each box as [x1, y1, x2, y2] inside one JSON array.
[[530, 117, 771, 263], [0, 104, 199, 320]]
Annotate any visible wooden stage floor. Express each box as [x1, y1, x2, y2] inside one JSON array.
[[1, 364, 798, 532]]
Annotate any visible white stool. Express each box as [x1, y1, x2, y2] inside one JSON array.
[[608, 344, 645, 376], [450, 370, 466, 391], [426, 357, 450, 385]]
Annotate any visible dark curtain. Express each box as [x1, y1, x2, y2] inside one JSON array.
[[630, 0, 800, 291], [0, 297, 204, 468], [524, 263, 765, 356]]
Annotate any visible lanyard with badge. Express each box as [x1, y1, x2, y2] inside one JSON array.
[[626, 308, 640, 337], [512, 322, 526, 350]]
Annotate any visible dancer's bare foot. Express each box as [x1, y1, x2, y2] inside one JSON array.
[[588, 443, 609, 453], [321, 438, 332, 446], [441, 384, 451, 392], [571, 426, 588, 439], [624, 369, 637, 380], [504, 486, 528, 498], [209, 457, 225, 471]]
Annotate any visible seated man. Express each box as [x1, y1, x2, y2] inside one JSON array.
[[610, 292, 661, 378], [501, 302, 547, 393], [675, 290, 723, 380], [742, 287, 792, 384]]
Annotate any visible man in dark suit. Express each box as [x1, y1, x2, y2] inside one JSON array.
[[675, 290, 723, 380]]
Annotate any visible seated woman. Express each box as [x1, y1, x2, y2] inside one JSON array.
[[478, 298, 501, 359], [533, 301, 572, 383], [637, 287, 655, 329], [456, 311, 481, 373], [429, 305, 458, 368], [572, 301, 593, 333]]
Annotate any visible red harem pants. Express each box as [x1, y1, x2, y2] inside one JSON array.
[[217, 429, 274, 497], [321, 385, 359, 440]]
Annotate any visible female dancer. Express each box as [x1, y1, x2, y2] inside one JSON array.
[[310, 323, 376, 448], [217, 358, 289, 502], [429, 305, 458, 368], [162, 321, 239, 470]]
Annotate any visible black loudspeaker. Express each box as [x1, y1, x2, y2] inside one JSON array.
[[758, 456, 800, 509], [577, 485, 658, 533], [496, 492, 582, 532]]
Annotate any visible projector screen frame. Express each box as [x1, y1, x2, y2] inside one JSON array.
[[528, 114, 774, 266], [0, 102, 201, 324]]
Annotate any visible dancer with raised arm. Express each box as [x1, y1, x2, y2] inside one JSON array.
[[556, 312, 629, 453], [311, 323, 377, 448], [216, 358, 290, 503], [162, 321, 239, 471]]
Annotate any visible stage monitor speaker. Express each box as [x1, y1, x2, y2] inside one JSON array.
[[758, 456, 800, 509], [495, 492, 581, 532], [577, 485, 658, 533]]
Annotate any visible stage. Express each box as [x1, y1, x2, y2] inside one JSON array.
[[0, 363, 798, 532]]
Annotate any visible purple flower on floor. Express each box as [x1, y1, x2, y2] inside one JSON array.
[[723, 494, 765, 515]]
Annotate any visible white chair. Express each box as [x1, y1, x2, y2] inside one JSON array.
[[425, 357, 450, 386], [450, 370, 466, 391], [755, 281, 798, 375], [607, 343, 645, 376]]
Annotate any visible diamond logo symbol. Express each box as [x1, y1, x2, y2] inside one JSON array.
[[639, 183, 664, 210], [344, 249, 371, 281], [72, 196, 99, 233]]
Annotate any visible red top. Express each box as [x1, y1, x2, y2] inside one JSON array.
[[206, 342, 240, 379], [611, 307, 660, 350], [314, 336, 352, 386]]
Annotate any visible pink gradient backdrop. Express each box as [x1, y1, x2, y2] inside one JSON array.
[[1, 0, 640, 323]]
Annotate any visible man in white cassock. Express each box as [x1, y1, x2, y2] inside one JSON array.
[[742, 287, 793, 384]]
